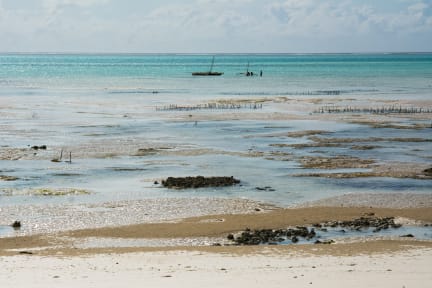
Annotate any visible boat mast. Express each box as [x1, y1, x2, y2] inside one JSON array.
[[209, 56, 215, 73]]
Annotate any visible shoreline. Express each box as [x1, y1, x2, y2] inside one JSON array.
[[1, 194, 431, 257], [1, 203, 431, 288]]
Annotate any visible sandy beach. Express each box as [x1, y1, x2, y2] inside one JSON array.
[[1, 246, 432, 288], [1, 194, 432, 287]]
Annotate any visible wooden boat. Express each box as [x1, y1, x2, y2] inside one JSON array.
[[192, 57, 223, 76], [238, 62, 255, 76], [192, 71, 223, 76]]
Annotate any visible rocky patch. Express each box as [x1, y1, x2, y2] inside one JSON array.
[[229, 227, 318, 245], [423, 167, 432, 177], [318, 216, 402, 233], [0, 175, 19, 181], [162, 176, 240, 189], [228, 216, 405, 245]]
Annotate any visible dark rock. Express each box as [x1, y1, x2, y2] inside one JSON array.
[[19, 251, 33, 255], [315, 239, 334, 245], [423, 167, 432, 176], [31, 145, 47, 150], [11, 221, 21, 229], [162, 176, 240, 189], [306, 228, 316, 240], [230, 227, 310, 245], [400, 234, 415, 238], [322, 216, 400, 232], [154, 181, 159, 185], [255, 186, 275, 192]]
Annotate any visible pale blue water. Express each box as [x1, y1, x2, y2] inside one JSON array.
[[1, 53, 432, 99], [0, 54, 431, 207]]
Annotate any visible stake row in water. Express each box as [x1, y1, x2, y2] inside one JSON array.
[[315, 105, 432, 114], [156, 103, 263, 111]]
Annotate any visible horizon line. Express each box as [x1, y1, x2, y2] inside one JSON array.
[[1, 51, 432, 56]]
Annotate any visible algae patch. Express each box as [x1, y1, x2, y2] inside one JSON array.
[[299, 156, 375, 169], [1, 188, 91, 196], [0, 175, 19, 181]]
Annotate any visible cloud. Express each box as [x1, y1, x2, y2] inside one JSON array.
[[267, 0, 432, 36], [43, 0, 110, 9], [133, 1, 258, 50], [0, 0, 431, 53]]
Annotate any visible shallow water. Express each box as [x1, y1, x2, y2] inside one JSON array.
[[0, 225, 14, 237], [58, 225, 432, 248], [280, 225, 432, 245], [1, 117, 431, 207], [1, 54, 431, 209]]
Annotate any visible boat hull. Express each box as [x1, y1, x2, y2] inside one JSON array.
[[192, 72, 223, 76]]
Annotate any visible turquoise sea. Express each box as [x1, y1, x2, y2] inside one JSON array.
[[0, 53, 431, 207], [1, 53, 432, 99]]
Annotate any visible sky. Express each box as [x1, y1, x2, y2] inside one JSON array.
[[0, 0, 431, 53]]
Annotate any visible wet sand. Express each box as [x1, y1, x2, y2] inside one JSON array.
[[1, 197, 431, 257], [0, 198, 272, 236], [1, 206, 432, 288]]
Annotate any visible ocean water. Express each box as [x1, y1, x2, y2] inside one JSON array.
[[0, 54, 431, 207], [1, 53, 432, 99]]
